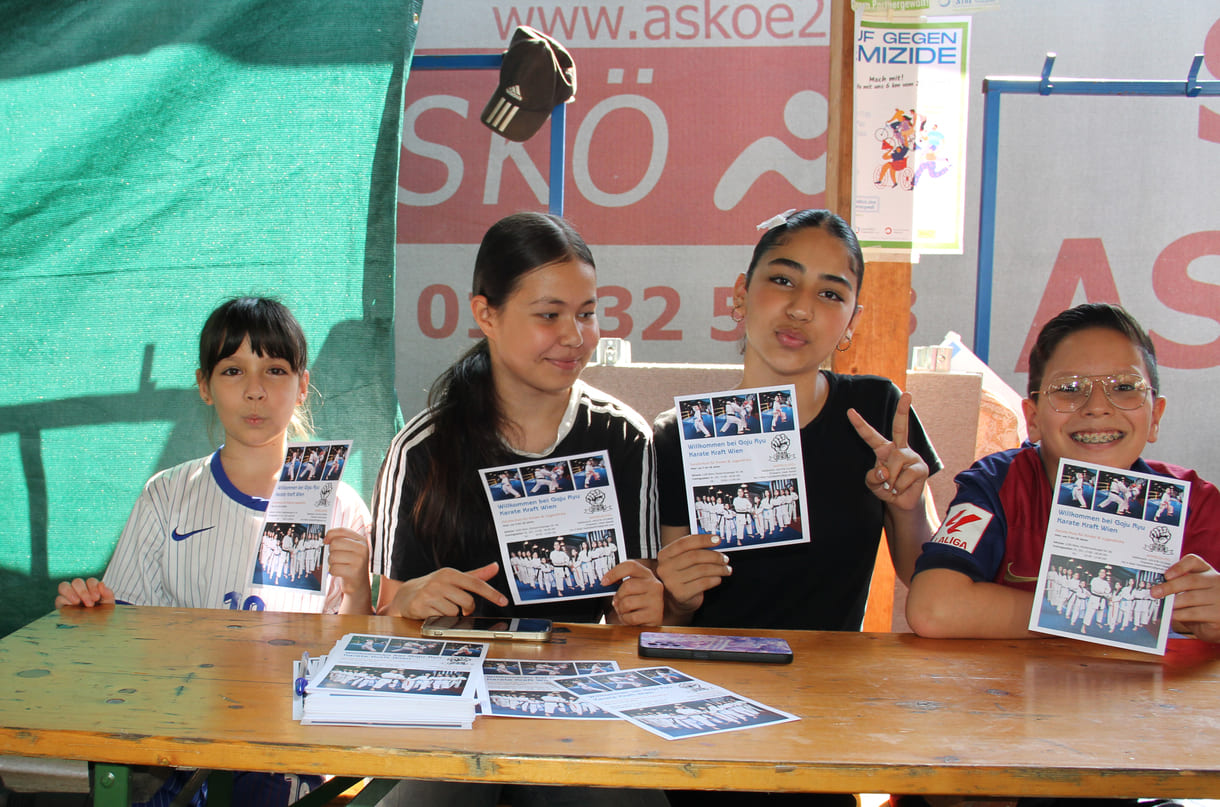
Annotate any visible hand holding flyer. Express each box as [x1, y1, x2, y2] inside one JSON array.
[[1030, 458, 1189, 654], [252, 440, 353, 611], [673, 385, 809, 552], [480, 450, 628, 606]]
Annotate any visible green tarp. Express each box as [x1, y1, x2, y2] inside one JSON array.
[[0, 0, 420, 636]]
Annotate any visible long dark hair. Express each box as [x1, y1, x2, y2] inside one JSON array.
[[414, 212, 595, 564], [745, 209, 864, 294]]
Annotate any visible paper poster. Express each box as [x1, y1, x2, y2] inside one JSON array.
[[852, 16, 970, 253], [250, 440, 352, 611], [674, 385, 808, 552], [480, 450, 628, 605], [553, 666, 799, 741], [481, 659, 621, 719], [1029, 458, 1189, 655]]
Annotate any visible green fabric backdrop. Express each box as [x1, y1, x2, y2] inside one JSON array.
[[0, 0, 421, 636]]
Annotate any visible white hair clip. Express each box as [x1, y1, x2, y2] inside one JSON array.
[[755, 208, 798, 231]]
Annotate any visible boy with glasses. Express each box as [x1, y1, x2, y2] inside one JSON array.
[[906, 303, 1220, 643]]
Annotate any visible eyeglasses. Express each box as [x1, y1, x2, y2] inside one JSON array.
[[1033, 374, 1156, 413]]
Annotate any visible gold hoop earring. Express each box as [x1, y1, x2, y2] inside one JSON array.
[[836, 334, 853, 352], [730, 306, 745, 323]]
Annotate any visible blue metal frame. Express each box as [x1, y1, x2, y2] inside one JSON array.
[[974, 53, 1220, 362], [411, 53, 566, 215]]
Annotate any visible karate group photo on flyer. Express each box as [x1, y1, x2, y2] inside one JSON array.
[[675, 384, 810, 552]]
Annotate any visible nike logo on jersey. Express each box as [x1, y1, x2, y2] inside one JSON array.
[[171, 526, 214, 542], [930, 503, 992, 553], [1000, 564, 1039, 581]]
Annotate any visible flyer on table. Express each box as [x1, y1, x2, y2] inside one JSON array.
[[480, 450, 628, 606], [674, 385, 809, 552], [481, 659, 621, 720], [251, 439, 353, 611], [552, 666, 799, 741], [1029, 458, 1189, 655]]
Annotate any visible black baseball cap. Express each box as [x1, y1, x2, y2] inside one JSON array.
[[481, 26, 577, 142]]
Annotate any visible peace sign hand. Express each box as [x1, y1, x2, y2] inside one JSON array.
[[846, 392, 929, 512]]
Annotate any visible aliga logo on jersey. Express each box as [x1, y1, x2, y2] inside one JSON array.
[[931, 503, 992, 552]]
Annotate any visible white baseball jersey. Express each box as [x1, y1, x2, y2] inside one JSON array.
[[103, 450, 370, 613]]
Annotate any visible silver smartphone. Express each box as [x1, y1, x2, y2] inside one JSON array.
[[420, 615, 553, 642]]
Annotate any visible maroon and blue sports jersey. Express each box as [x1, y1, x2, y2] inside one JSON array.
[[916, 444, 1220, 590]]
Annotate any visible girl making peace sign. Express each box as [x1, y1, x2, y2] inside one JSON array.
[[654, 209, 941, 632]]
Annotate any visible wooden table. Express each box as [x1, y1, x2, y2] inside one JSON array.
[[3, 606, 1220, 803]]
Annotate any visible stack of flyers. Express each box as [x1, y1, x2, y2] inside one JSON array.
[[299, 633, 488, 728], [552, 666, 799, 740], [1029, 458, 1190, 655], [480, 659, 622, 719]]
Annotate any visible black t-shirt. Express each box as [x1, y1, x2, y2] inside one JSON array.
[[371, 381, 659, 623], [654, 372, 941, 631]]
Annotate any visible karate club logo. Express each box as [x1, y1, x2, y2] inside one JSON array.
[[1145, 525, 1173, 554], [769, 434, 793, 461], [315, 482, 336, 508], [585, 489, 609, 513]]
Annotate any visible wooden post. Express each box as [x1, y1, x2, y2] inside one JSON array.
[[827, 0, 915, 632]]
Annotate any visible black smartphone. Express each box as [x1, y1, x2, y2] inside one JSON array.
[[420, 615, 553, 641], [638, 631, 793, 664]]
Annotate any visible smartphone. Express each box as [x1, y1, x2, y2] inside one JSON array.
[[638, 631, 793, 664], [420, 615, 553, 642]]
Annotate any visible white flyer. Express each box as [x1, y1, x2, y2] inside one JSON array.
[[481, 659, 621, 719], [480, 450, 628, 606], [552, 666, 799, 741], [250, 439, 353, 611], [1029, 458, 1189, 655], [674, 385, 809, 551]]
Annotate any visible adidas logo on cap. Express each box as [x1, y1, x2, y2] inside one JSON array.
[[506, 85, 523, 101]]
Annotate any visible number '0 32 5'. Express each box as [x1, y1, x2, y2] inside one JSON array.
[[415, 285, 743, 342]]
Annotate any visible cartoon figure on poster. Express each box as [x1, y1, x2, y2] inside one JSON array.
[[486, 469, 525, 501], [1057, 464, 1097, 509], [872, 109, 951, 191], [911, 122, 952, 187], [1094, 471, 1146, 518], [1146, 481, 1185, 526], [678, 397, 714, 440]]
